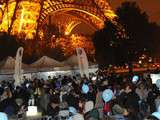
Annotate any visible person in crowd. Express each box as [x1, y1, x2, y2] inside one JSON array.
[[118, 84, 142, 120], [65, 89, 79, 110], [0, 87, 18, 117], [47, 95, 60, 118], [111, 104, 126, 120], [136, 82, 149, 115], [39, 87, 50, 115], [95, 86, 104, 120], [147, 84, 159, 113], [13, 86, 29, 106], [84, 101, 99, 120]]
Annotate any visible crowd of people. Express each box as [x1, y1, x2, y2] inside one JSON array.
[[0, 70, 160, 120]]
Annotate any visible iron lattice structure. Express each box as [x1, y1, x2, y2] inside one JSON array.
[[0, 0, 120, 39]]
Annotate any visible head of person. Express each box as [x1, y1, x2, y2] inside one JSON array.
[[124, 84, 134, 94], [48, 76, 51, 79], [3, 87, 12, 98], [139, 82, 145, 90], [112, 104, 125, 115]]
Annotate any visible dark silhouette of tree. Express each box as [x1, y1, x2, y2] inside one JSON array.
[[0, 32, 19, 60], [116, 2, 153, 61], [93, 20, 127, 69], [150, 23, 160, 61], [93, 1, 155, 69]]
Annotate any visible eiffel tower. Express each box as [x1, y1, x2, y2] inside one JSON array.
[[0, 0, 119, 39]]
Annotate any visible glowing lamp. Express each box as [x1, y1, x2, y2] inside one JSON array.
[[138, 60, 142, 64]]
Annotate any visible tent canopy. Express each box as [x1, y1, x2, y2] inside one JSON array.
[[62, 55, 95, 67], [0, 55, 98, 74], [63, 55, 78, 67], [30, 56, 63, 68], [0, 57, 15, 70], [0, 56, 28, 74]]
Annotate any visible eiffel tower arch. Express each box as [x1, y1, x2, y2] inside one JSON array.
[[0, 0, 118, 39]]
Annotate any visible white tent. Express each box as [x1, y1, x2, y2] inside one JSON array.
[[59, 55, 98, 71], [29, 56, 63, 72], [62, 55, 96, 67], [0, 56, 28, 74], [63, 55, 78, 67], [0, 57, 15, 70]]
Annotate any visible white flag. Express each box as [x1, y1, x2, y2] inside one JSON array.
[[14, 47, 24, 86], [76, 48, 89, 78]]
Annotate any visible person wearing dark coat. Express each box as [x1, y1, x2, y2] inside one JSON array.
[[47, 95, 59, 118], [118, 84, 140, 111], [65, 90, 79, 110], [118, 84, 142, 120]]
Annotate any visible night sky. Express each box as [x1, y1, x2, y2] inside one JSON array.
[[109, 0, 160, 25]]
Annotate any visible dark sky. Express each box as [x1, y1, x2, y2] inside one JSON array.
[[109, 0, 160, 25]]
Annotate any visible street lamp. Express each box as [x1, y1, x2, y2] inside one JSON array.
[[138, 60, 142, 64]]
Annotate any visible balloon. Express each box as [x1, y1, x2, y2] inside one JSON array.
[[152, 112, 160, 119], [82, 84, 89, 94], [132, 75, 139, 83], [102, 89, 113, 103], [69, 106, 77, 115], [156, 79, 160, 88], [0, 112, 8, 120]]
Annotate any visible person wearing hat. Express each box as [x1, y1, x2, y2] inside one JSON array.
[[111, 104, 126, 120]]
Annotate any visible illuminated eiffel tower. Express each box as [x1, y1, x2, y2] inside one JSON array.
[[0, 0, 119, 39]]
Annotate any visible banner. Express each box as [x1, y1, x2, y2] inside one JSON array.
[[14, 47, 24, 86], [76, 48, 89, 78]]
